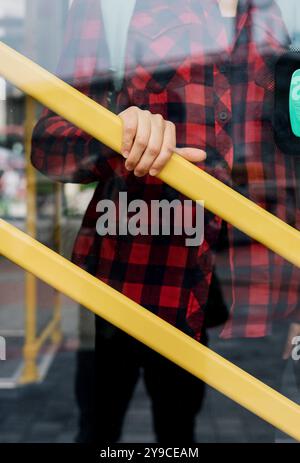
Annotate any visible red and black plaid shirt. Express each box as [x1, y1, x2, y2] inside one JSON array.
[[31, 0, 300, 341]]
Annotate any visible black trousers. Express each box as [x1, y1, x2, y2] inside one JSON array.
[[75, 316, 207, 444], [216, 320, 300, 442]]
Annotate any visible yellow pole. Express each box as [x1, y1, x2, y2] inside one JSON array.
[[51, 182, 63, 345], [22, 96, 62, 383], [22, 95, 39, 383], [0, 41, 299, 268], [0, 219, 300, 440]]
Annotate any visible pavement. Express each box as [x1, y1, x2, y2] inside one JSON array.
[[0, 340, 298, 443]]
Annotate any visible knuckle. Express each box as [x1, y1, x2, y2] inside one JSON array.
[[120, 106, 134, 118], [154, 113, 164, 123], [159, 152, 170, 163], [155, 151, 171, 167], [124, 121, 136, 133], [165, 145, 175, 155], [125, 124, 136, 136], [166, 120, 176, 132], [147, 145, 160, 157], [135, 137, 147, 149], [123, 109, 138, 124]]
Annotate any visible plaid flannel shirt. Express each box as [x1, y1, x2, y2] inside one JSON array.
[[31, 0, 300, 341]]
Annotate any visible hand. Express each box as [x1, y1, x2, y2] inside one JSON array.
[[282, 323, 300, 360], [119, 106, 206, 177]]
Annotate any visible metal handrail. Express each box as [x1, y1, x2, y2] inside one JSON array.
[[0, 41, 300, 440], [1, 219, 300, 440], [0, 41, 299, 266]]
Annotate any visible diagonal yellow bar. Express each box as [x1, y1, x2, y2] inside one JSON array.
[[0, 41, 299, 267], [1, 40, 300, 439], [1, 219, 300, 440]]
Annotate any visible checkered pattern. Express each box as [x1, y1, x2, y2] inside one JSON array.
[[31, 0, 300, 341]]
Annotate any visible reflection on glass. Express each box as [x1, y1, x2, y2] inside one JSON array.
[[0, 0, 299, 444]]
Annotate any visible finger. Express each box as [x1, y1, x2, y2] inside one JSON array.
[[134, 114, 165, 177], [119, 107, 139, 159], [175, 147, 207, 163], [149, 121, 176, 176], [125, 110, 151, 171]]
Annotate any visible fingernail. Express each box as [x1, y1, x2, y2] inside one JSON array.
[[134, 170, 144, 177], [149, 169, 158, 176], [125, 162, 133, 171], [123, 151, 129, 159]]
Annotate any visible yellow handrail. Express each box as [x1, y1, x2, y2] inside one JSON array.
[[1, 41, 300, 440], [1, 219, 300, 440], [0, 41, 299, 267]]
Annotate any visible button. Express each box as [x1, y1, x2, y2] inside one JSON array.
[[219, 65, 228, 74], [107, 91, 113, 103], [219, 111, 228, 122]]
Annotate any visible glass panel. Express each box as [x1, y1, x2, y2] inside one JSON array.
[[0, 0, 299, 444]]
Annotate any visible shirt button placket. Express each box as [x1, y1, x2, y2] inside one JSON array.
[[219, 110, 229, 122]]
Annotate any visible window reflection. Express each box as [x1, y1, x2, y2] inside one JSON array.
[[0, 0, 300, 444]]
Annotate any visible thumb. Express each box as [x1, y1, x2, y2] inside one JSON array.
[[175, 147, 207, 163]]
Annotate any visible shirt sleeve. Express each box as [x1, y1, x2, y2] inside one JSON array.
[[31, 0, 122, 184]]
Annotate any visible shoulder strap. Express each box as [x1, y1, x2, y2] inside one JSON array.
[[100, 0, 136, 92]]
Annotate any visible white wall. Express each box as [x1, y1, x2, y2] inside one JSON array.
[[0, 0, 25, 18], [275, 0, 300, 44]]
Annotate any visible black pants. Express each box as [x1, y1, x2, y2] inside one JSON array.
[[75, 316, 207, 444], [216, 321, 300, 442]]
